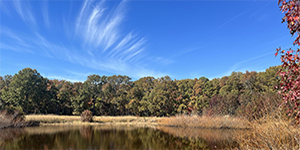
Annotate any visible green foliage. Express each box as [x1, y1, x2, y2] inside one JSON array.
[[146, 76, 178, 116], [0, 75, 12, 110], [73, 75, 107, 115], [1, 67, 281, 118], [1, 68, 48, 114]]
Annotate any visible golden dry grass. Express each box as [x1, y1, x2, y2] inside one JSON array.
[[26, 114, 251, 130], [158, 114, 250, 129], [24, 114, 300, 149], [26, 115, 80, 123], [236, 116, 300, 150], [25, 115, 161, 127]]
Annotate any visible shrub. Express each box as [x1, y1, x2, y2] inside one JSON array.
[[0, 107, 27, 129], [80, 110, 93, 122]]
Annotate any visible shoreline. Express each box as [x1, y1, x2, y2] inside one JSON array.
[[26, 115, 161, 128], [25, 114, 249, 130], [3, 114, 300, 149]]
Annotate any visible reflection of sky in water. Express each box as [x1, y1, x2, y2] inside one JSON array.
[[0, 126, 239, 149]]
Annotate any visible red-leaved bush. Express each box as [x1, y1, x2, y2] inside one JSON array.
[[278, 0, 300, 46], [276, 0, 300, 123]]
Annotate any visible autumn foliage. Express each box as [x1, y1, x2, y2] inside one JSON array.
[[276, 0, 300, 122], [80, 110, 93, 122], [0, 66, 281, 119], [278, 0, 300, 46]]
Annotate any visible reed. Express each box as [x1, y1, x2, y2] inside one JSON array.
[[25, 115, 161, 126], [236, 116, 300, 149], [158, 114, 250, 129]]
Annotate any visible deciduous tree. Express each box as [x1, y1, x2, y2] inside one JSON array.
[[276, 0, 300, 122], [1, 68, 48, 114]]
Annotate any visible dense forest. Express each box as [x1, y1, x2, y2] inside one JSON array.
[[0, 67, 282, 119]]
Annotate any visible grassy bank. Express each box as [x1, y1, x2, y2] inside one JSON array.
[[158, 115, 250, 129], [25, 115, 161, 127], [26, 114, 249, 129], [236, 116, 300, 149]]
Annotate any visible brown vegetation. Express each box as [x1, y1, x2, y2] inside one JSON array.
[[25, 115, 161, 127], [158, 114, 300, 149], [0, 108, 38, 129], [81, 110, 93, 122], [158, 114, 250, 129], [236, 115, 300, 149], [18, 114, 300, 149]]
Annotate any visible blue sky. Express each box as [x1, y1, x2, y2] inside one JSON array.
[[0, 0, 295, 82]]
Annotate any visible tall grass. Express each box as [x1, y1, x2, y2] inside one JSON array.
[[25, 115, 161, 127], [158, 112, 300, 149], [158, 114, 250, 129], [236, 115, 300, 149]]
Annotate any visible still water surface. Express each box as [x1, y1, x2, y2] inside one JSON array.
[[0, 125, 239, 149]]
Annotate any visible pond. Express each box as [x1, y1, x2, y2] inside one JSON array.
[[0, 125, 240, 149]]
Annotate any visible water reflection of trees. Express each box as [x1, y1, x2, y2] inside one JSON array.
[[1, 126, 239, 149], [0, 128, 25, 149]]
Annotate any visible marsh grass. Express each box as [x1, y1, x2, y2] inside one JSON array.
[[236, 115, 300, 149], [25, 115, 161, 127], [26, 115, 80, 123], [21, 113, 300, 149], [158, 114, 250, 129], [158, 114, 300, 149]]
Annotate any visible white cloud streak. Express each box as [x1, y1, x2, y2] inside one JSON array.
[[42, 0, 50, 28], [13, 0, 36, 25], [1, 0, 168, 79], [210, 51, 276, 79], [0, 28, 33, 52], [75, 0, 145, 63], [213, 10, 247, 32], [0, 1, 11, 16]]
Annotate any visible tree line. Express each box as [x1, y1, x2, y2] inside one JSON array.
[[0, 67, 281, 118]]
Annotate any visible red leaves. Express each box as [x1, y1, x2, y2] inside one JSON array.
[[279, 0, 300, 45], [276, 48, 300, 121]]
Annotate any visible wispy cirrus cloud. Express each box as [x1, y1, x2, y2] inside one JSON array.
[[13, 0, 36, 25], [75, 0, 145, 62], [69, 0, 163, 77], [213, 10, 248, 32], [42, 0, 50, 28], [0, 28, 33, 53], [210, 51, 275, 79], [1, 0, 168, 79], [0, 1, 11, 16]]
